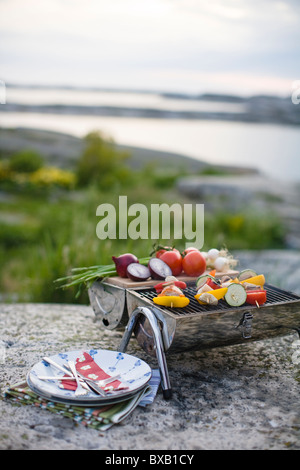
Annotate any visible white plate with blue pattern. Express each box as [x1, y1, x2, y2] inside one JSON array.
[[27, 349, 152, 404]]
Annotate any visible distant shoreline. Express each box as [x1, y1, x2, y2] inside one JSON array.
[[2, 101, 299, 126], [1, 85, 299, 126]]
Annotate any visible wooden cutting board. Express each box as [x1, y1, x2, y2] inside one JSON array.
[[104, 269, 239, 289]]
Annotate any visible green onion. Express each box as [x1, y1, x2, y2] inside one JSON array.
[[55, 257, 151, 290]]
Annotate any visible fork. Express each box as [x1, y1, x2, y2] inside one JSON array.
[[42, 356, 89, 391], [67, 367, 107, 397], [68, 360, 88, 396]]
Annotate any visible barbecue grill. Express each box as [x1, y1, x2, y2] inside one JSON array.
[[88, 278, 300, 398]]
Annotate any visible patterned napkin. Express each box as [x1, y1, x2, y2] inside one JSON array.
[[60, 351, 127, 392], [3, 370, 161, 431]]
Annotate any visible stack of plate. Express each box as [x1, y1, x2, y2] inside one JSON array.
[[27, 349, 152, 407]]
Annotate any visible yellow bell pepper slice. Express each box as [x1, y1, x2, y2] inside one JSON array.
[[153, 295, 190, 308], [195, 287, 228, 305], [240, 274, 265, 286]]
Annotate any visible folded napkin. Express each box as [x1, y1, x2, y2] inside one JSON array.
[[60, 351, 127, 392], [138, 369, 161, 407], [4, 370, 161, 431]]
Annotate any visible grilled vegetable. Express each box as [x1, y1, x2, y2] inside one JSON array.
[[158, 285, 185, 297], [154, 279, 187, 293], [238, 269, 258, 281], [153, 295, 190, 308], [196, 293, 218, 306], [240, 274, 265, 287], [153, 282, 189, 308], [196, 283, 213, 295], [195, 287, 228, 305], [246, 289, 267, 305], [196, 274, 219, 289], [206, 276, 221, 290], [224, 283, 247, 307]]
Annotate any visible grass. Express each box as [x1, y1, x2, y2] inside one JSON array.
[[0, 183, 180, 303]]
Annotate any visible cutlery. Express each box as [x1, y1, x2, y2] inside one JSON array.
[[74, 371, 123, 388], [42, 356, 73, 376], [42, 356, 89, 391], [37, 373, 123, 386], [68, 368, 107, 397], [68, 361, 89, 397], [38, 376, 77, 380], [98, 374, 123, 387], [37, 372, 107, 397], [41, 356, 124, 396], [63, 362, 124, 389], [37, 373, 119, 397]]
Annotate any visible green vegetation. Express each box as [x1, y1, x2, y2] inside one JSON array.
[[76, 131, 131, 189], [8, 149, 44, 173], [0, 131, 286, 304]]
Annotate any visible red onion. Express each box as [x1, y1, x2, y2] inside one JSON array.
[[126, 263, 150, 282], [112, 253, 139, 278], [148, 258, 172, 280]]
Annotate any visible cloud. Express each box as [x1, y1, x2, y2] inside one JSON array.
[[0, 0, 299, 94]]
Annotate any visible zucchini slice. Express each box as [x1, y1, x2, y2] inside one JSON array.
[[225, 283, 247, 307], [196, 274, 214, 289], [238, 269, 257, 281]]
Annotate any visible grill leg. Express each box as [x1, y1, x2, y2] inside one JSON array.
[[119, 306, 172, 399]]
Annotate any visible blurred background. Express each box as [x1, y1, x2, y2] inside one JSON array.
[[0, 0, 299, 303]]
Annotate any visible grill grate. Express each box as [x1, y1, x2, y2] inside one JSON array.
[[135, 283, 300, 317]]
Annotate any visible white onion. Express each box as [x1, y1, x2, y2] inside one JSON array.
[[207, 248, 220, 260], [214, 256, 228, 272]]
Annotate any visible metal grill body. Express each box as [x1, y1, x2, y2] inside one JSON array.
[[125, 284, 300, 355], [89, 280, 300, 398]]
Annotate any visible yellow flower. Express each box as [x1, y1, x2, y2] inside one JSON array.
[[29, 167, 76, 188], [0, 161, 11, 181]]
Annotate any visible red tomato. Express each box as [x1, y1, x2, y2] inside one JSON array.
[[206, 277, 220, 290], [182, 251, 206, 277], [155, 246, 173, 258], [154, 280, 187, 293], [183, 247, 199, 253], [246, 290, 267, 305], [158, 249, 182, 276]]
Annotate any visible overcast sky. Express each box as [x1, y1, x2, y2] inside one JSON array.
[[0, 0, 299, 95]]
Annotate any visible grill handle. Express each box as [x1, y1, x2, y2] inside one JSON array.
[[236, 311, 253, 339], [119, 306, 172, 399]]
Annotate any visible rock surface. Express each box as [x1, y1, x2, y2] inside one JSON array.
[[234, 249, 300, 295], [1, 250, 300, 451]]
